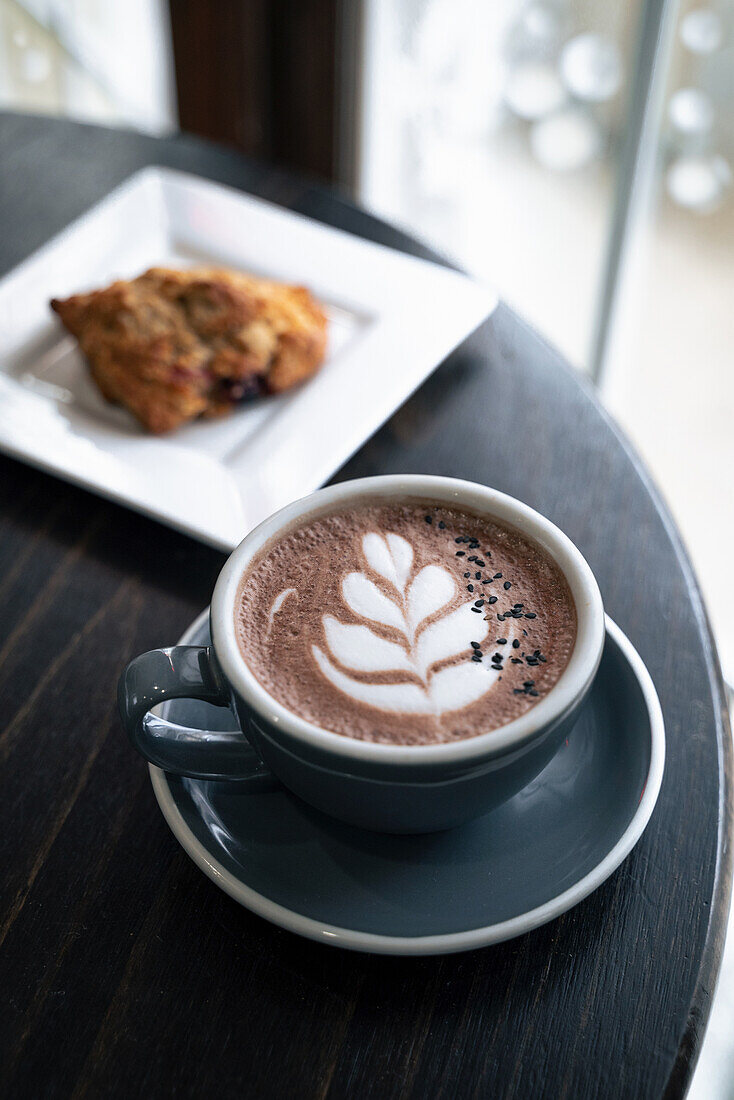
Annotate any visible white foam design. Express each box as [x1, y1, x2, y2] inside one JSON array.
[[312, 647, 432, 713], [406, 565, 455, 635], [341, 572, 405, 631], [414, 602, 488, 679], [268, 587, 296, 632], [362, 532, 413, 591], [311, 532, 509, 716], [323, 615, 413, 674]]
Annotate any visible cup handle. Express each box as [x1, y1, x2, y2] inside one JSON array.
[[118, 645, 274, 786]]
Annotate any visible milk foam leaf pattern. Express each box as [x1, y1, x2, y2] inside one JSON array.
[[406, 565, 455, 636], [414, 603, 489, 679], [429, 661, 497, 713], [362, 532, 413, 591], [341, 572, 405, 631], [312, 532, 506, 717], [323, 615, 412, 674], [312, 647, 434, 714]]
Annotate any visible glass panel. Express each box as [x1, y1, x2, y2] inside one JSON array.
[[0, 0, 175, 132], [359, 0, 637, 369]]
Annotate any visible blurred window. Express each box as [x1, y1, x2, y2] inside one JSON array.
[[0, 0, 175, 132]]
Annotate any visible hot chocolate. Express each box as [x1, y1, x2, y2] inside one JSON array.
[[235, 499, 577, 745]]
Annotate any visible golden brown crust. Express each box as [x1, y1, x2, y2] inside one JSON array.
[[50, 266, 328, 432]]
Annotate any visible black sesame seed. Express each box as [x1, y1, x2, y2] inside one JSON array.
[[511, 657, 523, 664], [476, 560, 485, 567], [529, 690, 539, 697], [464, 572, 470, 578], [497, 613, 505, 621], [425, 515, 432, 523], [488, 596, 498, 604], [514, 603, 524, 609], [525, 612, 537, 619], [538, 655, 547, 663], [456, 551, 465, 557], [471, 654, 482, 662], [471, 607, 482, 613], [494, 573, 503, 579], [475, 599, 485, 607], [438, 521, 446, 529], [471, 641, 481, 650], [512, 639, 520, 648], [526, 658, 539, 666], [523, 680, 535, 688], [455, 537, 464, 544], [503, 581, 512, 590], [497, 638, 507, 644], [468, 584, 474, 593], [475, 572, 482, 580], [468, 555, 477, 563], [513, 689, 524, 695]]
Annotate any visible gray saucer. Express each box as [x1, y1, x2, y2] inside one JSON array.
[[150, 611, 664, 955]]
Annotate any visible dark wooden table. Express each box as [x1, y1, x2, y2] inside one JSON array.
[[0, 113, 731, 1100]]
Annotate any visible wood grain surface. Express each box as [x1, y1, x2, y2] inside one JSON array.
[[0, 113, 731, 1100]]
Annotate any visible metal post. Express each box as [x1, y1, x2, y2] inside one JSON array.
[[590, 0, 680, 387]]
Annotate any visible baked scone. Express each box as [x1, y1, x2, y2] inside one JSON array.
[[50, 266, 328, 432]]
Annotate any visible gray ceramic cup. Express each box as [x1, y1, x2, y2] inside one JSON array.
[[119, 475, 605, 833]]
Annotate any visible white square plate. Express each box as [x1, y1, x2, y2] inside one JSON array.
[[0, 168, 496, 550]]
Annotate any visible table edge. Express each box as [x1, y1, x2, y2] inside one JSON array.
[[496, 312, 734, 1096]]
